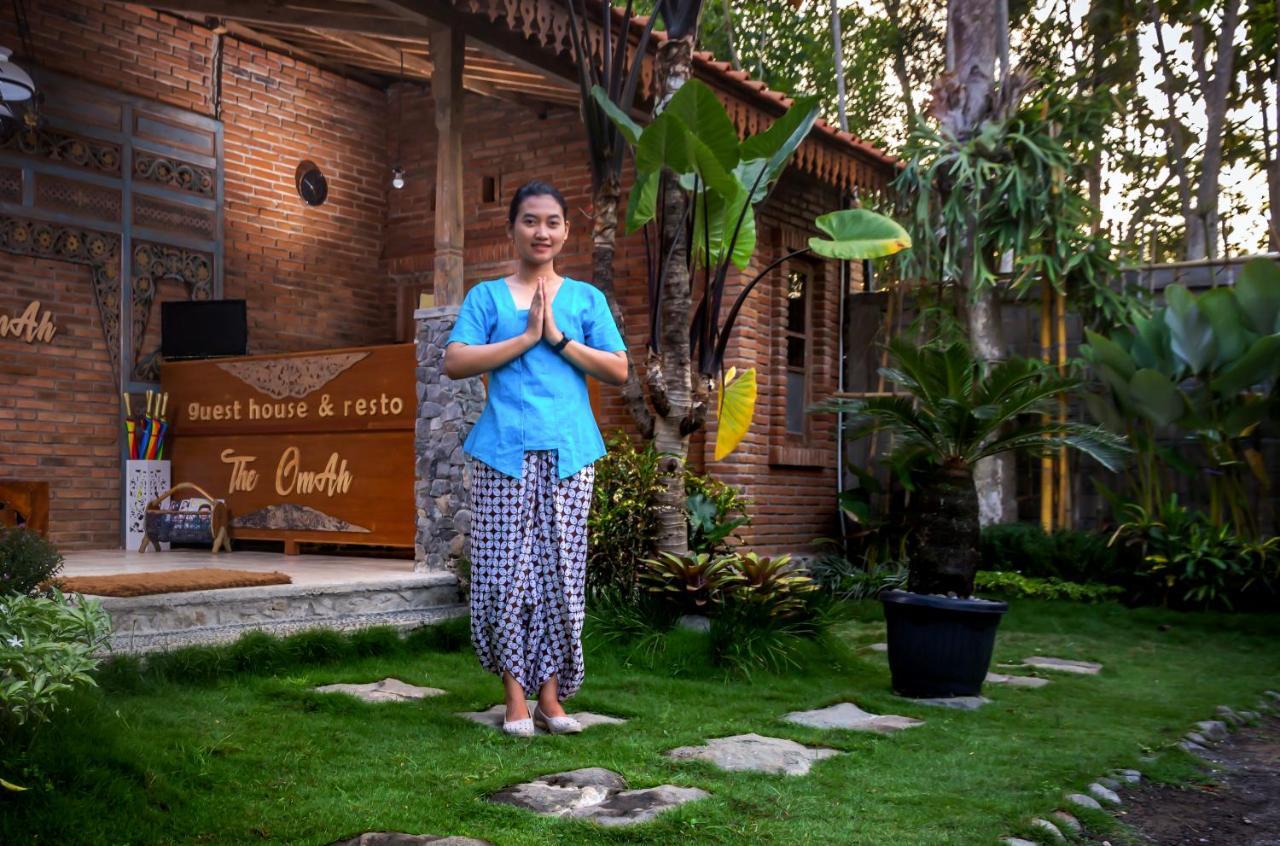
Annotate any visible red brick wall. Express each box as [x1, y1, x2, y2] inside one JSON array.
[[0, 1, 394, 546], [0, 2, 393, 352], [0, 257, 119, 549]]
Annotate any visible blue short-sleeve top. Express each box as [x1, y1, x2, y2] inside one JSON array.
[[446, 277, 626, 479]]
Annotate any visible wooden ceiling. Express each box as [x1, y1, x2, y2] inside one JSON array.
[[149, 0, 582, 105]]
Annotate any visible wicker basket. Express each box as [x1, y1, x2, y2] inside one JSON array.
[[140, 482, 231, 553]]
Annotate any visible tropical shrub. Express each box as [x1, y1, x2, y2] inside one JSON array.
[[1081, 258, 1280, 536], [0, 527, 63, 597], [817, 338, 1126, 596], [588, 433, 751, 598], [807, 550, 907, 600], [980, 523, 1118, 584], [685, 473, 751, 555], [974, 571, 1123, 603], [0, 589, 111, 736], [1109, 497, 1280, 611], [639, 552, 742, 616]]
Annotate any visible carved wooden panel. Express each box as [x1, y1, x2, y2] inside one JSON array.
[[133, 193, 216, 238], [35, 173, 123, 222]]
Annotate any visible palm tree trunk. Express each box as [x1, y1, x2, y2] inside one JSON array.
[[909, 465, 981, 596], [653, 34, 696, 556], [591, 173, 654, 437]]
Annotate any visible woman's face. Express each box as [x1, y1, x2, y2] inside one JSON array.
[[509, 194, 568, 265]]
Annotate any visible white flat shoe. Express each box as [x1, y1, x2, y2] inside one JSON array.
[[502, 716, 534, 737], [533, 704, 583, 734]]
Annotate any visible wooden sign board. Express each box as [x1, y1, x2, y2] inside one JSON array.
[[161, 344, 415, 552]]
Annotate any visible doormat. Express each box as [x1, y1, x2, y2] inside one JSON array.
[[54, 568, 292, 597]]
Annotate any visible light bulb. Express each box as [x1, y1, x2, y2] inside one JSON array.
[[391, 166, 406, 190]]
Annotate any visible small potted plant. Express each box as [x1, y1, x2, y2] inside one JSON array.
[[819, 338, 1125, 697]]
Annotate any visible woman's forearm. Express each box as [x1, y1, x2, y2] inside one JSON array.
[[445, 332, 536, 379], [559, 341, 629, 385]]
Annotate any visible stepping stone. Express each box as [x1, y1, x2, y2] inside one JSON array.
[[1196, 720, 1229, 742], [782, 702, 923, 734], [1089, 782, 1121, 805], [457, 701, 626, 734], [1051, 811, 1082, 832], [1096, 776, 1121, 790], [1216, 704, 1245, 726], [1066, 793, 1102, 811], [1179, 739, 1209, 755], [489, 767, 708, 826], [1032, 818, 1065, 841], [986, 672, 1050, 689], [1003, 838, 1037, 846], [1185, 731, 1209, 746], [909, 696, 990, 711], [314, 678, 446, 702], [327, 836, 491, 846], [676, 614, 711, 632], [666, 733, 841, 776], [1021, 656, 1102, 675], [1116, 769, 1142, 784], [867, 642, 889, 652]]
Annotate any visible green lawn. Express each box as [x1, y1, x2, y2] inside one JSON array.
[[3, 600, 1279, 846]]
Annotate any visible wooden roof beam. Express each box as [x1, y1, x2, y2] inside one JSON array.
[[154, 0, 428, 38]]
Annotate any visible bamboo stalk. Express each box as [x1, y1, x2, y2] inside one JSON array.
[[1040, 278, 1054, 532], [1055, 286, 1070, 529]]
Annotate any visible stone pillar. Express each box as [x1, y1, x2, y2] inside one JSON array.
[[414, 305, 484, 573]]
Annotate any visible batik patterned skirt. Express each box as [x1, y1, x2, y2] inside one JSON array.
[[468, 450, 594, 700]]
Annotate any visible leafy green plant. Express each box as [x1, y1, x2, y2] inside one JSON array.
[[817, 337, 1127, 596], [1081, 258, 1280, 536], [974, 571, 1123, 603], [807, 549, 908, 600], [0, 527, 64, 597], [723, 552, 818, 620], [1, 589, 111, 737], [639, 551, 743, 615], [1109, 496, 1280, 611], [980, 523, 1118, 584], [686, 491, 748, 555], [587, 433, 665, 599]]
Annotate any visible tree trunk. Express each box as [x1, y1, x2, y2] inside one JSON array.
[[653, 35, 697, 557], [882, 0, 919, 129], [945, 0, 1014, 524], [830, 0, 849, 132], [591, 173, 654, 438], [909, 465, 981, 596], [1186, 0, 1240, 261]]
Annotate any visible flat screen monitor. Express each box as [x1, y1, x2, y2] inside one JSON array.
[[161, 299, 248, 360]]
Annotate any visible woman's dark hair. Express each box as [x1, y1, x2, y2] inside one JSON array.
[[507, 180, 568, 224]]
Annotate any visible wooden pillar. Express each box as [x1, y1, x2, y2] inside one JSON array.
[[429, 22, 465, 307]]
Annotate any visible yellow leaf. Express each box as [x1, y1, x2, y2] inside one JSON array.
[[2, 777, 28, 792], [715, 367, 757, 461]]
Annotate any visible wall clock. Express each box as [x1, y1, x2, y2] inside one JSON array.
[[295, 160, 328, 206]]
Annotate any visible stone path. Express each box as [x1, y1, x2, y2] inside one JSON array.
[[314, 678, 446, 702], [1019, 656, 1103, 675], [327, 835, 491, 846], [986, 672, 1050, 689], [457, 702, 626, 734], [666, 733, 841, 776], [783, 702, 923, 734], [489, 767, 708, 826], [910, 696, 990, 711]]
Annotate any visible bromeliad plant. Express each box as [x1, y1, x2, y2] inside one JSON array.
[[639, 551, 743, 615], [818, 338, 1127, 597], [1081, 258, 1280, 536]]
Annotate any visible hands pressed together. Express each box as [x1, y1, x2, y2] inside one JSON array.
[[524, 276, 566, 350]]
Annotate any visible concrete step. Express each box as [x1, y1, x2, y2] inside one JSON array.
[[95, 572, 465, 653]]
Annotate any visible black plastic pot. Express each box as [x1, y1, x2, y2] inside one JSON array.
[[880, 589, 1009, 698]]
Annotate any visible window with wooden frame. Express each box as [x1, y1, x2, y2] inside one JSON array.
[[783, 260, 814, 438]]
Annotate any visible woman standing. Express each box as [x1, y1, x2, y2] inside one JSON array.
[[444, 181, 628, 736]]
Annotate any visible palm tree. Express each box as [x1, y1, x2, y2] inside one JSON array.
[[819, 338, 1126, 596]]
